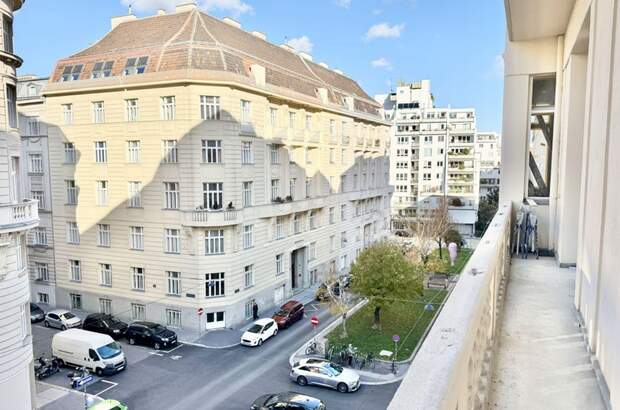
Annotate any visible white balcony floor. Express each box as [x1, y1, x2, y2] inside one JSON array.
[[489, 258, 605, 409]]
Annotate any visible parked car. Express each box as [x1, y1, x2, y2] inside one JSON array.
[[240, 318, 278, 347], [52, 329, 127, 376], [251, 392, 326, 410], [272, 300, 304, 329], [30, 303, 45, 323], [82, 313, 128, 339], [44, 309, 82, 330], [126, 321, 177, 350], [291, 358, 360, 393], [88, 399, 128, 410]]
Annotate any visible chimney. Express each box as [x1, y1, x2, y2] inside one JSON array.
[[317, 88, 329, 104], [157, 9, 166, 16], [222, 17, 241, 29], [334, 69, 344, 75], [250, 64, 266, 87], [319, 62, 329, 69], [111, 14, 137, 30], [299, 52, 313, 62], [280, 44, 294, 53], [251, 31, 266, 40], [176, 2, 198, 13]]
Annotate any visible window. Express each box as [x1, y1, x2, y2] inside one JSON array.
[[125, 99, 139, 121], [308, 242, 316, 261], [67, 222, 80, 244], [293, 214, 301, 234], [271, 179, 280, 201], [270, 107, 278, 127], [64, 143, 76, 163], [97, 224, 110, 247], [242, 181, 253, 207], [305, 114, 312, 130], [6, 84, 16, 128], [70, 293, 82, 310], [61, 64, 83, 82], [276, 254, 284, 275], [96, 180, 109, 206], [330, 119, 336, 136], [27, 116, 40, 136], [240, 100, 251, 123], [130, 226, 144, 250], [92, 61, 113, 78], [99, 263, 112, 286], [243, 225, 253, 249], [166, 309, 182, 327], [205, 229, 224, 255], [330, 235, 335, 252], [126, 181, 141, 208], [202, 140, 222, 163], [275, 216, 284, 240], [244, 265, 253, 288], [329, 207, 335, 224], [205, 272, 225, 297], [69, 260, 81, 282], [309, 210, 317, 230], [131, 303, 146, 320], [305, 148, 312, 164], [200, 96, 220, 120], [270, 144, 280, 165], [92, 101, 105, 123], [162, 140, 178, 163], [2, 15, 12, 54], [289, 178, 296, 199], [124, 56, 148, 75], [289, 111, 296, 129], [33, 227, 47, 245], [29, 154, 43, 173], [99, 299, 112, 315], [241, 141, 252, 164], [528, 76, 556, 198], [340, 204, 346, 220], [164, 228, 180, 254], [305, 177, 312, 197], [329, 148, 335, 164], [167, 271, 181, 296], [94, 141, 107, 163], [38, 293, 49, 304], [132, 267, 145, 290], [203, 182, 223, 210], [164, 182, 180, 209], [62, 104, 73, 124], [161, 96, 176, 120], [36, 263, 49, 281], [341, 231, 347, 248], [340, 175, 346, 193], [245, 300, 253, 319], [65, 180, 78, 204]]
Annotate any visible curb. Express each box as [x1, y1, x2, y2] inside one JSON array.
[[36, 381, 102, 403], [179, 340, 240, 349]]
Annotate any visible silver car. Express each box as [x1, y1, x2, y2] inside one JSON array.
[[290, 358, 361, 393], [44, 309, 82, 330]]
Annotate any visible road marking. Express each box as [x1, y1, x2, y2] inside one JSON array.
[[158, 343, 183, 354], [95, 380, 118, 396], [308, 304, 320, 311], [148, 352, 164, 357], [179, 340, 240, 349], [170, 355, 183, 361]]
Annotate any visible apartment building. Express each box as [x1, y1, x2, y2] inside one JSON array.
[[376, 80, 480, 236], [476, 132, 501, 198], [42, 3, 391, 331], [0, 1, 39, 409], [17, 76, 55, 308]]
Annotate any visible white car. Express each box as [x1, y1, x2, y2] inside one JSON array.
[[240, 318, 278, 347]]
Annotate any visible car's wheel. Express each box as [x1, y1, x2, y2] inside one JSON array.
[[154, 342, 161, 350], [257, 339, 263, 346], [44, 321, 49, 328], [273, 328, 278, 336], [56, 358, 64, 367], [337, 383, 349, 393], [61, 325, 67, 331], [128, 337, 136, 345], [95, 367, 103, 377], [297, 376, 308, 386]]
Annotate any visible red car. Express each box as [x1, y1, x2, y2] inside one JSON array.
[[272, 300, 304, 329]]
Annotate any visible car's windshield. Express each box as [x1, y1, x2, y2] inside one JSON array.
[[325, 363, 343, 375], [274, 310, 289, 317], [247, 324, 262, 333], [61, 312, 76, 320], [264, 394, 282, 406], [150, 324, 166, 334], [96, 342, 122, 359]]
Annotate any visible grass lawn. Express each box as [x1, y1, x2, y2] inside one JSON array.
[[326, 288, 447, 359], [432, 247, 473, 275]]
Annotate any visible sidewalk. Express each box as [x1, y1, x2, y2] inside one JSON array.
[[176, 284, 321, 348], [37, 382, 101, 410]]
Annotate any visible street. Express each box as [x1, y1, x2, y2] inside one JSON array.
[[32, 301, 399, 410]]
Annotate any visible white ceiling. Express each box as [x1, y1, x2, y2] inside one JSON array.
[[505, 0, 576, 41]]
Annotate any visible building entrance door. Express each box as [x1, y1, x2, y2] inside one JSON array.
[[291, 247, 306, 290], [205, 311, 225, 330]]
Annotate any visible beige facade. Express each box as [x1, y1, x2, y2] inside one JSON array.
[[43, 5, 391, 331]]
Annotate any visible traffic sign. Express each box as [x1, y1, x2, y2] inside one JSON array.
[[392, 334, 400, 343], [310, 316, 319, 326], [197, 308, 204, 316]]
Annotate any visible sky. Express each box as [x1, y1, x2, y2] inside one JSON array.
[[14, 0, 506, 131]]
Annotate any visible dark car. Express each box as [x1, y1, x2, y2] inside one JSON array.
[[251, 392, 326, 410], [30, 303, 45, 323], [82, 313, 128, 339], [272, 300, 304, 329], [126, 321, 177, 350]]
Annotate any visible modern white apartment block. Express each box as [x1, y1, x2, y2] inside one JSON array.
[[17, 75, 55, 308], [476, 132, 501, 198], [376, 80, 480, 236], [41, 3, 391, 331], [0, 1, 39, 410]]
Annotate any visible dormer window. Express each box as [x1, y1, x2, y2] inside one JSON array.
[[124, 57, 148, 75], [61, 65, 83, 82], [91, 61, 114, 79]]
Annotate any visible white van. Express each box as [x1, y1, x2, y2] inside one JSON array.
[[52, 329, 127, 376]]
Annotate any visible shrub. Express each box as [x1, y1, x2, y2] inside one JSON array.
[[444, 229, 462, 246]]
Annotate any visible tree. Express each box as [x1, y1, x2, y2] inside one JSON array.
[[476, 188, 499, 236], [350, 241, 424, 329], [428, 199, 452, 259]]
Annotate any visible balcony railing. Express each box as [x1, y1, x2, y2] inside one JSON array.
[[183, 208, 238, 227], [388, 202, 512, 410], [0, 199, 39, 233]]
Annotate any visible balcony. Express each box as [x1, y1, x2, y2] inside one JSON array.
[[0, 200, 39, 234], [182, 209, 239, 227], [387, 203, 606, 409], [305, 130, 320, 144]]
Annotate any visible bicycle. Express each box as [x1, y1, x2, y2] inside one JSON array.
[[359, 352, 375, 370], [305, 339, 324, 356]]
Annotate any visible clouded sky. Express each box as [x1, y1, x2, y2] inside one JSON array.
[[14, 0, 506, 131]]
